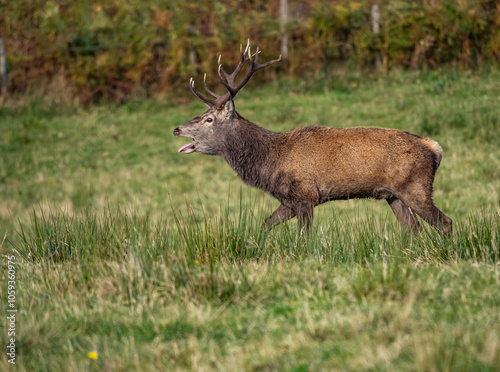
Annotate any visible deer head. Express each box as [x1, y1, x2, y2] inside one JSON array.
[[173, 40, 281, 156]]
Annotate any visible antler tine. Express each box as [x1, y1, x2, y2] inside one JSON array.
[[255, 53, 282, 70], [203, 73, 219, 99], [218, 38, 254, 86], [190, 41, 281, 108], [190, 75, 232, 108], [219, 43, 254, 94], [218, 41, 282, 99], [189, 77, 217, 107], [243, 39, 250, 56], [218, 50, 249, 85], [218, 61, 245, 90]]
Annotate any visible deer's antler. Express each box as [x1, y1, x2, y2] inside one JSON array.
[[189, 39, 281, 108]]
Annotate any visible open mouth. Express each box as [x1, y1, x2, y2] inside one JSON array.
[[178, 139, 195, 154]]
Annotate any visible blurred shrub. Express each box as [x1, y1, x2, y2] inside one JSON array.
[[1, 0, 499, 104]]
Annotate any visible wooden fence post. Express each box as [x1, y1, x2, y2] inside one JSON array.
[[280, 0, 289, 59], [0, 38, 7, 97], [371, 5, 382, 69]]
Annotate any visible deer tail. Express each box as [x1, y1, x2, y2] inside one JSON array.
[[420, 137, 443, 167]]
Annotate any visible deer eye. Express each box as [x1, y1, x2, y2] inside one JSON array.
[[206, 117, 213, 123]]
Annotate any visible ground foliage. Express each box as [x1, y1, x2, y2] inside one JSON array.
[[0, 68, 499, 371], [2, 0, 500, 103]]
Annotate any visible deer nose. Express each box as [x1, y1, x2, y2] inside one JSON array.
[[173, 127, 180, 136]]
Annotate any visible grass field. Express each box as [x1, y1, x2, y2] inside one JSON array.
[[0, 68, 499, 371]]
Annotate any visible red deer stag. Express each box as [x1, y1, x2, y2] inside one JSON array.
[[173, 40, 452, 234]]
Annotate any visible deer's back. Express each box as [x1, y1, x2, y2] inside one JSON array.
[[271, 126, 439, 202]]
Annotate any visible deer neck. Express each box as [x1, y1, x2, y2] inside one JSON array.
[[220, 116, 277, 188]]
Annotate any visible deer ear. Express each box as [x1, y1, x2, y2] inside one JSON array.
[[222, 98, 235, 117]]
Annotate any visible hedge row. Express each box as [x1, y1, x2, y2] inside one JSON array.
[[2, 0, 499, 103]]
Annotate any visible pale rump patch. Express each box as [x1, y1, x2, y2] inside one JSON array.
[[421, 137, 443, 166]]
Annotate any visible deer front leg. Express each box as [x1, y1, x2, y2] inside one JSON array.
[[387, 196, 421, 232], [262, 204, 296, 230]]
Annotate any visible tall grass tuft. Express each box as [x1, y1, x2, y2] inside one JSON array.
[[12, 199, 498, 268]]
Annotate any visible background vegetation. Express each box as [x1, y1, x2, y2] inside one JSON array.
[[0, 1, 499, 370], [0, 67, 499, 370], [2, 0, 500, 103]]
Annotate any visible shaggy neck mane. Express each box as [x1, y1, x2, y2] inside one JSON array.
[[220, 113, 278, 188]]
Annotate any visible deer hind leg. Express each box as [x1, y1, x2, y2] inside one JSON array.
[[398, 187, 453, 234], [387, 196, 421, 232], [294, 202, 314, 233], [413, 203, 452, 234], [263, 204, 296, 230]]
